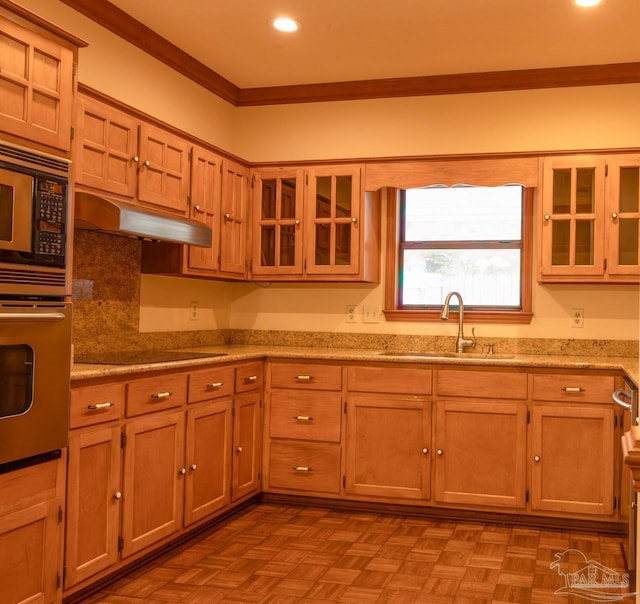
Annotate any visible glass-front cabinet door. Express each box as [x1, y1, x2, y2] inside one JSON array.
[[540, 156, 606, 279], [607, 156, 640, 277], [251, 168, 303, 276], [305, 165, 362, 276]]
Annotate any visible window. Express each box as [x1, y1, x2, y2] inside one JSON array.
[[385, 185, 533, 323]]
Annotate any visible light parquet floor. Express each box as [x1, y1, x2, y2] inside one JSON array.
[[83, 503, 635, 603]]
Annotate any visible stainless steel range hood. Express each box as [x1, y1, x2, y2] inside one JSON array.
[[74, 192, 212, 247]]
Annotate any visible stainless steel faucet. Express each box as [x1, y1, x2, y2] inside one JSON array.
[[440, 291, 476, 353]]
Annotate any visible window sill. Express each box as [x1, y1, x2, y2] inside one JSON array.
[[383, 309, 534, 324]]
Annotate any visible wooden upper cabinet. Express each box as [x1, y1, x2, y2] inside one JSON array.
[[251, 167, 304, 277], [220, 159, 250, 277], [138, 122, 190, 214], [74, 95, 138, 197], [188, 146, 223, 273], [539, 154, 639, 283], [0, 11, 78, 152]]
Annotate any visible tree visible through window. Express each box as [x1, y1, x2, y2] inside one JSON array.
[[387, 184, 533, 323]]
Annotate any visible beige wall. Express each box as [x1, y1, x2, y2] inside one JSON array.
[[16, 0, 639, 342]]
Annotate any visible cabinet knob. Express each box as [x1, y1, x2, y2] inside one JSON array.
[[113, 491, 122, 500], [236, 446, 243, 454], [190, 464, 197, 471], [351, 217, 358, 223], [612, 212, 618, 219], [534, 455, 541, 462], [144, 159, 151, 167], [295, 219, 301, 225], [436, 449, 443, 456], [132, 155, 139, 163], [179, 467, 186, 475], [224, 213, 232, 221], [422, 448, 429, 455], [544, 214, 550, 221]]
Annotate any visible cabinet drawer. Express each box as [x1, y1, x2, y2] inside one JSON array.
[[70, 382, 125, 428], [126, 373, 187, 417], [437, 369, 527, 399], [189, 366, 234, 403], [270, 362, 342, 390], [347, 365, 432, 394], [532, 373, 616, 403], [268, 442, 341, 493], [235, 362, 263, 393], [270, 391, 342, 442]]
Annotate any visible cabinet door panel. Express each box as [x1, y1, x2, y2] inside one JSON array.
[[434, 399, 527, 508], [530, 404, 614, 516], [65, 426, 121, 588], [184, 400, 232, 526], [121, 412, 185, 558], [345, 395, 430, 500], [232, 394, 261, 501], [219, 160, 249, 276]]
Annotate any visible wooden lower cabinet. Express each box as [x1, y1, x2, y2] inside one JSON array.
[[232, 394, 262, 501], [0, 456, 65, 604], [184, 400, 232, 526], [65, 427, 121, 587], [530, 403, 615, 516], [433, 399, 527, 508], [121, 412, 185, 559], [345, 395, 431, 500]]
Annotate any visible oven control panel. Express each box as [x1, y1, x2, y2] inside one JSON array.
[[34, 177, 66, 266]]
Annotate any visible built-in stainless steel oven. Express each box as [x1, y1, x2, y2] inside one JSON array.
[[614, 377, 639, 571], [0, 300, 71, 467]]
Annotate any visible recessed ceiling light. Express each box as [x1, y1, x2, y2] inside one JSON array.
[[272, 17, 300, 32], [574, 0, 602, 6]]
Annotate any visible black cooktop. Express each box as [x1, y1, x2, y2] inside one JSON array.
[[76, 350, 226, 365]]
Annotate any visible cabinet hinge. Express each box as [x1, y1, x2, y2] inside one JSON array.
[[251, 175, 256, 188], [121, 432, 127, 448], [56, 572, 61, 589], [232, 406, 235, 418], [604, 258, 607, 271], [304, 259, 307, 271], [189, 148, 193, 161], [72, 62, 77, 77], [118, 537, 124, 552], [305, 174, 309, 186], [187, 194, 191, 206], [70, 126, 74, 141], [605, 163, 609, 177], [614, 415, 618, 428], [57, 506, 63, 524], [249, 259, 253, 272], [614, 496, 618, 510], [525, 489, 529, 503], [344, 401, 347, 414], [342, 475, 346, 488], [526, 410, 530, 424]]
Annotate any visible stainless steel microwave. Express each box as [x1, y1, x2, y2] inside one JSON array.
[[0, 141, 71, 298]]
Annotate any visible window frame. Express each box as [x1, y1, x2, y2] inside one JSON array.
[[384, 186, 534, 323]]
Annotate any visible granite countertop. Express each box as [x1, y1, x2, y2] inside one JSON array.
[[71, 344, 639, 388]]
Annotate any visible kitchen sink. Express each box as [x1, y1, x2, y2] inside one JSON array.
[[375, 351, 514, 360]]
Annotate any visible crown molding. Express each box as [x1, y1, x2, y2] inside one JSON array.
[[60, 0, 640, 107]]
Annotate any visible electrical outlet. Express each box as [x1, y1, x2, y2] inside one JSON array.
[[189, 301, 198, 321], [363, 306, 381, 323], [571, 308, 584, 328], [346, 305, 357, 323]]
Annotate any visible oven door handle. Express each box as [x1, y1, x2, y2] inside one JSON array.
[[0, 312, 66, 322], [612, 389, 633, 412]]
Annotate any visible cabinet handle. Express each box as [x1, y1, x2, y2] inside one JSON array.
[[194, 205, 203, 213], [113, 491, 122, 500], [351, 217, 358, 223], [143, 159, 150, 167], [534, 455, 541, 462], [544, 214, 550, 220], [132, 155, 139, 163], [612, 212, 618, 219], [206, 382, 223, 389], [436, 449, 443, 456], [178, 468, 186, 475], [190, 464, 197, 471], [561, 387, 584, 393], [295, 219, 301, 225], [243, 375, 258, 383], [293, 415, 313, 421], [294, 375, 314, 381], [87, 401, 114, 411], [293, 466, 312, 472], [224, 213, 232, 221], [422, 448, 429, 455], [236, 446, 243, 454], [150, 391, 172, 400]]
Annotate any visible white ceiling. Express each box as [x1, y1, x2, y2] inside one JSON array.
[[105, 0, 640, 89]]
